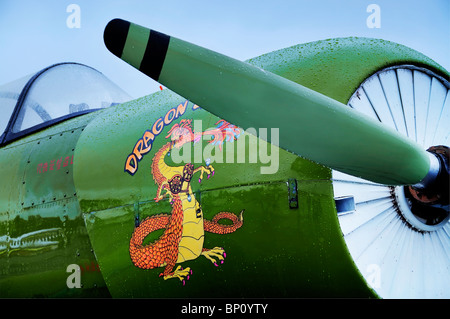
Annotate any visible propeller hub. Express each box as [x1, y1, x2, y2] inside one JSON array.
[[394, 145, 449, 231], [410, 146, 449, 207]]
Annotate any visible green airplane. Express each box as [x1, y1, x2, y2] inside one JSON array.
[[0, 18, 448, 299]]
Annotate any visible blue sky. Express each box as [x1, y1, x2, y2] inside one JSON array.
[[0, 0, 448, 98]]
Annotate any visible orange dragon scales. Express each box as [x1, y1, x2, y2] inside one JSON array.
[[129, 119, 244, 284]]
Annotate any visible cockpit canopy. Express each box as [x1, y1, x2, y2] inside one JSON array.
[[0, 63, 131, 144]]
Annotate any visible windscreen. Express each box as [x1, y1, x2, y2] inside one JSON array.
[[0, 74, 33, 135], [10, 63, 131, 133]]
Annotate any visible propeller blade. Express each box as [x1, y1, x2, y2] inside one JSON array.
[[104, 18, 431, 186]]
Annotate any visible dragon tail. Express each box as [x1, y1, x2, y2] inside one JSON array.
[[129, 213, 171, 269], [204, 210, 244, 234]]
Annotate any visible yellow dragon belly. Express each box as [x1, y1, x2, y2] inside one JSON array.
[[176, 191, 204, 263]]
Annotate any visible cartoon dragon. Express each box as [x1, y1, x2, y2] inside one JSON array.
[[129, 119, 244, 284]]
